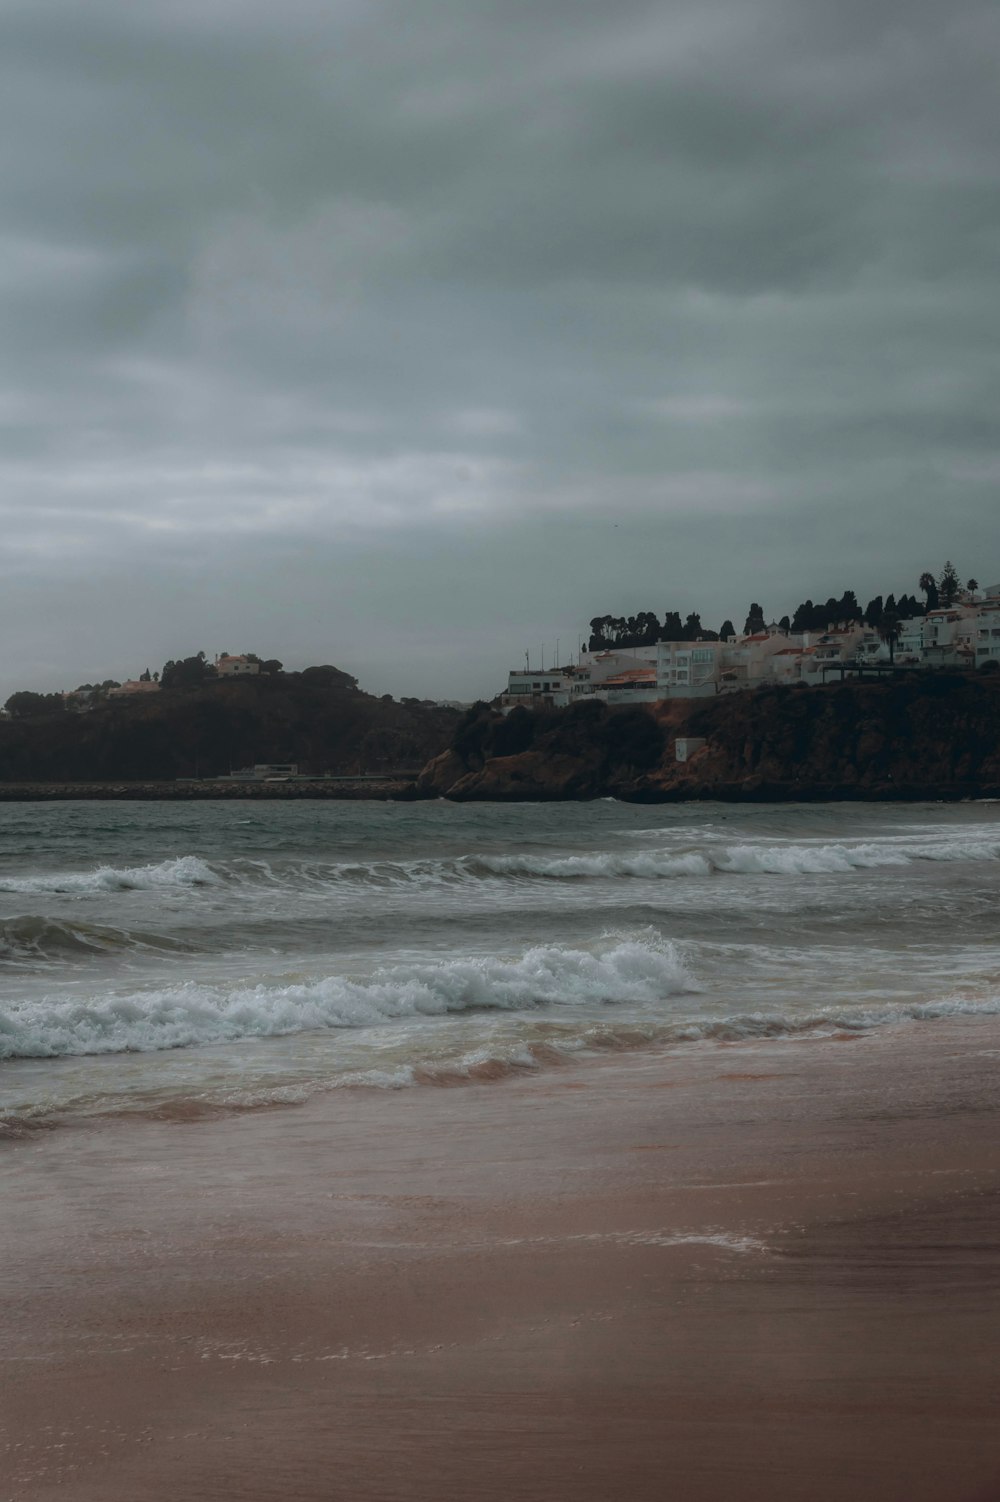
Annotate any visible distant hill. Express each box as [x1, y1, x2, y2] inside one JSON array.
[[0, 668, 458, 782]]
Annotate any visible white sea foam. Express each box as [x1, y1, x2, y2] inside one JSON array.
[[0, 855, 219, 895], [467, 834, 1000, 881], [333, 994, 1000, 1088], [0, 937, 695, 1058]]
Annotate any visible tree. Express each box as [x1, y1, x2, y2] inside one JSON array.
[[743, 603, 766, 636], [681, 612, 703, 640], [835, 590, 860, 623], [661, 611, 684, 641], [878, 611, 902, 664], [588, 616, 611, 650], [5, 691, 65, 717], [938, 561, 960, 608], [260, 659, 283, 675], [778, 615, 791, 632], [160, 655, 218, 690], [919, 571, 940, 611], [967, 578, 980, 600], [719, 619, 736, 640], [864, 596, 884, 627]]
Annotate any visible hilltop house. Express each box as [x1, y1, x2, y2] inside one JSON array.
[[215, 654, 260, 678]]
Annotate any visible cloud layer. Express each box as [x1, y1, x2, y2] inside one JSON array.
[[2, 0, 998, 698]]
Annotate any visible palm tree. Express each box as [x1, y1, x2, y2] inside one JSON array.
[[919, 571, 939, 611], [967, 578, 980, 601], [879, 611, 902, 664]]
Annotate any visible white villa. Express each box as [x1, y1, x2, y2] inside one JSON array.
[[500, 587, 1000, 711]]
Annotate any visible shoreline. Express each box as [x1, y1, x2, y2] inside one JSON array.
[[0, 779, 997, 801], [4, 1017, 1000, 1500], [0, 779, 418, 801]]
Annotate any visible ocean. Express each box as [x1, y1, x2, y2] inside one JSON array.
[[2, 798, 999, 1133]]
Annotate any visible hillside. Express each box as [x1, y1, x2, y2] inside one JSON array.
[[0, 668, 458, 782], [417, 674, 1000, 801]]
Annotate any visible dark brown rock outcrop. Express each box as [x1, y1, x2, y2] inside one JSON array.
[[417, 675, 1000, 802]]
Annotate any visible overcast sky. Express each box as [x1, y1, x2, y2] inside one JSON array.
[[2, 0, 997, 701]]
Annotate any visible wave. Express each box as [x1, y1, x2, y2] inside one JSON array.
[[467, 835, 1000, 880], [0, 914, 191, 964], [0, 855, 219, 895], [34, 990, 1000, 1129], [0, 937, 695, 1059], [3, 829, 997, 901], [334, 993, 1000, 1090]]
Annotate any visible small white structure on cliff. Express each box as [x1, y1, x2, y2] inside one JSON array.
[[216, 654, 260, 678]]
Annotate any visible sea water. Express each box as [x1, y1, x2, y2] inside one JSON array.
[[1, 798, 999, 1130]]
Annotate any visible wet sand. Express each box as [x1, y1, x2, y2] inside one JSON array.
[[3, 1019, 1000, 1501]]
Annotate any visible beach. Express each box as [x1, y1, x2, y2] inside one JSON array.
[[3, 798, 1000, 1499], [4, 1016, 1000, 1502]]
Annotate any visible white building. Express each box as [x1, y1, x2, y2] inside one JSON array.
[[919, 607, 977, 668], [500, 597, 997, 712], [216, 654, 260, 678], [656, 641, 724, 697], [974, 600, 1000, 668]]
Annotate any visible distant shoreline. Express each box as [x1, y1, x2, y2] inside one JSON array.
[[0, 780, 419, 801], [0, 779, 996, 802]]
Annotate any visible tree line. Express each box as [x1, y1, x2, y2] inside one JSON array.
[[4, 651, 285, 719], [587, 562, 977, 652]]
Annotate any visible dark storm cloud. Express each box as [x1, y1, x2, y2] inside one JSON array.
[[0, 0, 997, 699]]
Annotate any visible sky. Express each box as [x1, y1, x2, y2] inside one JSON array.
[[2, 0, 998, 702]]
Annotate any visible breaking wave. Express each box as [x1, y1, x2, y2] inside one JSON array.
[[468, 835, 1000, 880], [0, 937, 695, 1059], [6, 833, 995, 902], [0, 856, 219, 895]]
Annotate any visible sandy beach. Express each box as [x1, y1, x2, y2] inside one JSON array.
[[3, 1017, 1000, 1502]]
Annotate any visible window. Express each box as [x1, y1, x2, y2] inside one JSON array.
[[691, 649, 713, 663]]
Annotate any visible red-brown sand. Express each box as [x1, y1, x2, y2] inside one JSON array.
[[3, 1018, 1000, 1502]]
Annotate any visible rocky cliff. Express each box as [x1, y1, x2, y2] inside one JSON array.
[[416, 674, 1000, 802]]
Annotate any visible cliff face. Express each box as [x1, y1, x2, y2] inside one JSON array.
[[418, 675, 1000, 802], [417, 701, 670, 801]]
